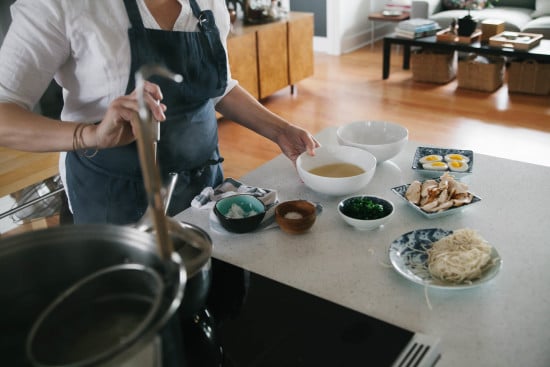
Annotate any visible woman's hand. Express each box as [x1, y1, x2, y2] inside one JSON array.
[[91, 81, 167, 149], [275, 124, 320, 163], [215, 85, 320, 164]]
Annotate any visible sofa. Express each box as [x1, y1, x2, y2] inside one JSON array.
[[411, 0, 550, 38]]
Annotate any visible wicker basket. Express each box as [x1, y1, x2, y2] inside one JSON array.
[[457, 54, 505, 92], [411, 49, 456, 84], [508, 60, 550, 95]]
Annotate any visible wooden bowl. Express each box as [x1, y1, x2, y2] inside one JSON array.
[[275, 200, 317, 235]]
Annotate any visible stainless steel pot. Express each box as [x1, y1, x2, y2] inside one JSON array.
[[134, 174, 213, 321], [0, 224, 185, 366], [0, 64, 214, 366], [26, 263, 165, 367], [168, 219, 213, 320]]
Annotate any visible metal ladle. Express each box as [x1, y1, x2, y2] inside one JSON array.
[[134, 65, 183, 260]]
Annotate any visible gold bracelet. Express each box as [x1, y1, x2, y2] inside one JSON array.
[[72, 122, 98, 158], [72, 123, 85, 152], [79, 123, 98, 158]]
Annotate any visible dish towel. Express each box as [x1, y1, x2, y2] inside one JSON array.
[[191, 177, 278, 210]]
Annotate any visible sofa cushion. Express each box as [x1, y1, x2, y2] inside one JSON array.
[[522, 16, 550, 37], [532, 0, 550, 17], [430, 7, 534, 31], [442, 0, 487, 10]]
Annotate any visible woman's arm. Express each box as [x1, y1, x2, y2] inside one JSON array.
[[0, 103, 75, 152], [0, 82, 167, 153], [215, 85, 319, 162]]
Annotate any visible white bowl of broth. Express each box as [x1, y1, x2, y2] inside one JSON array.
[[296, 145, 377, 196]]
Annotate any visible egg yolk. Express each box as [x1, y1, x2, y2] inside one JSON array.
[[448, 154, 464, 161], [431, 162, 447, 167], [425, 155, 440, 161], [450, 161, 463, 168]]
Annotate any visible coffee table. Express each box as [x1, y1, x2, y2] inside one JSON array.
[[382, 34, 550, 79]]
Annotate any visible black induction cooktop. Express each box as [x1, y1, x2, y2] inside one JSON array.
[[185, 259, 440, 367]]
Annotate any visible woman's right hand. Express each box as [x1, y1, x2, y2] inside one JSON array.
[[89, 81, 167, 149]]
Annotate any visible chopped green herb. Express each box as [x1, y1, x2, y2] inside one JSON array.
[[342, 197, 386, 220]]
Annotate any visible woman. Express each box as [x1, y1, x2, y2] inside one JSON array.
[[0, 0, 319, 224]]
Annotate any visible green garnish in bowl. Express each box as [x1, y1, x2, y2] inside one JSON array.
[[341, 197, 388, 220]]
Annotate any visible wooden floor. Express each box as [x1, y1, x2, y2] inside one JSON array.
[[218, 43, 550, 179]]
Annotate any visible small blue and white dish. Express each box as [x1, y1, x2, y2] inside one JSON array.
[[412, 146, 474, 177]]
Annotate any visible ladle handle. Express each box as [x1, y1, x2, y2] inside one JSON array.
[[165, 172, 178, 215], [135, 65, 182, 260], [134, 120, 173, 260]]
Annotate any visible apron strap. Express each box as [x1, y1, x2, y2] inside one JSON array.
[[186, 1, 228, 90], [123, 0, 146, 31], [188, 0, 203, 19]]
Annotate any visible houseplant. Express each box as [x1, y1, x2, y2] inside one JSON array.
[[443, 0, 498, 36]]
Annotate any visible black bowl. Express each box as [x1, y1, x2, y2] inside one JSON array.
[[214, 195, 266, 233]]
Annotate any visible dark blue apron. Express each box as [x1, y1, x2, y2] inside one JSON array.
[[66, 0, 227, 225]]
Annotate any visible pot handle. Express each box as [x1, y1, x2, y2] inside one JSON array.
[[133, 172, 178, 233], [168, 219, 213, 277]]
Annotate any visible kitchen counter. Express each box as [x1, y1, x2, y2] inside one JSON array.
[[175, 127, 550, 367], [0, 147, 58, 197]]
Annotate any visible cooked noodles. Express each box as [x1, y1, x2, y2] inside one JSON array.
[[427, 228, 493, 284]]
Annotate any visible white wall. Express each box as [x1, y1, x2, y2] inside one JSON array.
[[316, 0, 404, 55]]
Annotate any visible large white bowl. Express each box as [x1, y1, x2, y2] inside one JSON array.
[[296, 145, 377, 196], [336, 121, 409, 163]]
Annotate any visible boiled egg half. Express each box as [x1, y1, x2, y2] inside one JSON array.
[[422, 161, 448, 170], [444, 153, 470, 163], [448, 160, 469, 172], [419, 154, 443, 165]]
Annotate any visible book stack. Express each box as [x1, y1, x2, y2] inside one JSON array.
[[395, 19, 440, 39], [383, 0, 412, 14]]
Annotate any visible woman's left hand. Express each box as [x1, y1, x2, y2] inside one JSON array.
[[275, 124, 320, 163], [215, 85, 320, 163]]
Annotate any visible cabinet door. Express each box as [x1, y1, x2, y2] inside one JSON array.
[[288, 13, 314, 84], [227, 31, 259, 99], [256, 22, 288, 99]]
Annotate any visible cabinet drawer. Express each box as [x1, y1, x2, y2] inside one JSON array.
[[256, 22, 289, 99], [227, 32, 259, 99]]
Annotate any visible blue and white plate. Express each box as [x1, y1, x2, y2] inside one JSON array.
[[388, 228, 502, 289], [391, 183, 482, 219], [412, 147, 474, 177]]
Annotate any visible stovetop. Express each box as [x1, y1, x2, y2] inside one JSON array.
[[184, 259, 439, 367]]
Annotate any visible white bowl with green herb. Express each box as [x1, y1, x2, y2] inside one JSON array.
[[337, 195, 394, 231]]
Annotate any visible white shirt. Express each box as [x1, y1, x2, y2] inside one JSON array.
[[0, 0, 237, 187]]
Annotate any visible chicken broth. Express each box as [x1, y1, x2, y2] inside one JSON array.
[[308, 163, 365, 178]]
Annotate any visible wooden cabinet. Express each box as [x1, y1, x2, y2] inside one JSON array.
[[256, 21, 289, 98], [227, 12, 314, 99], [227, 32, 259, 98]]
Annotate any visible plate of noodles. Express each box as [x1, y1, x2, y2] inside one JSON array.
[[389, 228, 502, 289]]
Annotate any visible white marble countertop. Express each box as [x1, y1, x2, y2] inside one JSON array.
[[175, 127, 550, 367]]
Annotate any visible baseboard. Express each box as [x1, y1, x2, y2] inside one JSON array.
[[314, 23, 397, 55]]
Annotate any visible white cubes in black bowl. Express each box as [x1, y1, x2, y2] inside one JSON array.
[[214, 194, 266, 233]]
